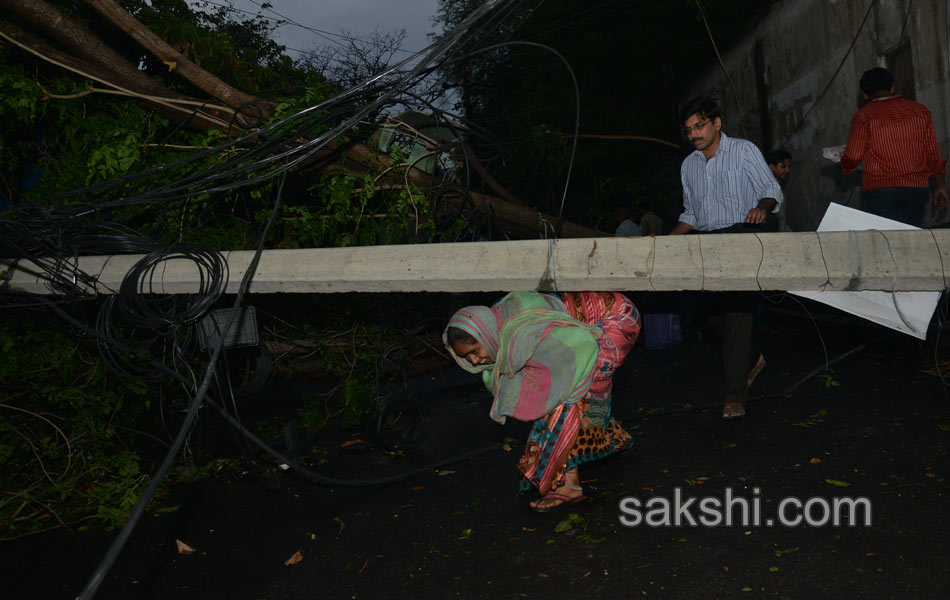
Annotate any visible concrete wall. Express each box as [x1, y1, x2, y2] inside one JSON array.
[[682, 0, 950, 230]]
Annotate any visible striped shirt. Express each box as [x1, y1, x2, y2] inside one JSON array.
[[679, 133, 783, 231], [841, 94, 946, 190]]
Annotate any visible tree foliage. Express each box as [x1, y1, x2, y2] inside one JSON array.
[[0, 316, 153, 534]]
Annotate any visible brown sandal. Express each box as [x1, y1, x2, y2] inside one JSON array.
[[747, 354, 766, 387], [530, 489, 586, 513]]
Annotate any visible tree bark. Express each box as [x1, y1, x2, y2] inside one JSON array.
[[2, 0, 177, 101], [0, 25, 233, 132], [84, 0, 275, 119]]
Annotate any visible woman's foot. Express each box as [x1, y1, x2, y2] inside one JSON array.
[[530, 469, 584, 512], [722, 401, 746, 420]]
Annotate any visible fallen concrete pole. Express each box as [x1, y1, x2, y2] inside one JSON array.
[[3, 230, 949, 294]]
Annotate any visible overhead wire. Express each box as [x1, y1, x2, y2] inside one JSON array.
[[198, 0, 429, 56], [440, 39, 580, 235]]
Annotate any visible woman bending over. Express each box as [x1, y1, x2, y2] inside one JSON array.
[[443, 291, 640, 512]]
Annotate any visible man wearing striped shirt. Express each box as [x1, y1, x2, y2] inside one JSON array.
[[671, 96, 780, 420], [841, 67, 948, 227], [672, 97, 783, 235]]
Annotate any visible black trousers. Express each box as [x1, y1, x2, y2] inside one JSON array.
[[861, 186, 929, 227], [702, 293, 757, 405], [690, 220, 773, 404]]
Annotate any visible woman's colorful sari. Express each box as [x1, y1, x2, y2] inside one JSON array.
[[444, 291, 640, 496]]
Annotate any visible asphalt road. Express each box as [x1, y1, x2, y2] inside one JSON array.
[[3, 302, 950, 599]]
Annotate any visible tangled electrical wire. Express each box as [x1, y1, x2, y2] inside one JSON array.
[[94, 243, 228, 383]]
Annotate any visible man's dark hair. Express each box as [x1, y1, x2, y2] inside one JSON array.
[[763, 149, 791, 166], [859, 67, 894, 96], [679, 96, 722, 124]]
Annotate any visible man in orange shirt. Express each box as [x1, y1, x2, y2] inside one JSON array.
[[841, 67, 948, 226]]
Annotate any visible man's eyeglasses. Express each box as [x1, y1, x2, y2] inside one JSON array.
[[683, 119, 710, 135]]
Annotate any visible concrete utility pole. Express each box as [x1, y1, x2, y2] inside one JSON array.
[[4, 231, 949, 295]]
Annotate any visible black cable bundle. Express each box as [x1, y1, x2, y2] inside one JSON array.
[[116, 243, 228, 329], [94, 296, 172, 383], [90, 243, 228, 382]]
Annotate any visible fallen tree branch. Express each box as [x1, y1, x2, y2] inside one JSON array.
[[84, 0, 275, 121]]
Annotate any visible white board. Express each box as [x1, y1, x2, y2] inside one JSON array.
[[790, 203, 941, 339]]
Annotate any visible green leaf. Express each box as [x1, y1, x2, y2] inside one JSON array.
[[825, 478, 851, 487], [554, 513, 584, 533], [553, 519, 574, 533]]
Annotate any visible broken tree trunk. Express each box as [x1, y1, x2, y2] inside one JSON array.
[[305, 139, 607, 239], [437, 185, 607, 239], [84, 0, 275, 121]]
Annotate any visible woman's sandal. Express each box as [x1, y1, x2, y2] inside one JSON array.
[[747, 354, 766, 387], [530, 483, 586, 513]]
